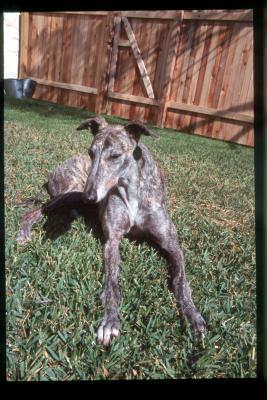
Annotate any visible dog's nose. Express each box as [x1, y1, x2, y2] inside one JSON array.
[[82, 191, 97, 203]]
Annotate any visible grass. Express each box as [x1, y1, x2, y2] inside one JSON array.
[[5, 96, 256, 380]]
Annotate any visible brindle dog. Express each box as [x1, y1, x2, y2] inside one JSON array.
[[17, 117, 206, 345]]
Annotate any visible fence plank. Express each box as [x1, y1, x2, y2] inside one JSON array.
[[239, 33, 253, 114], [27, 14, 35, 80], [211, 23, 241, 141], [19, 12, 29, 78], [119, 11, 181, 20], [108, 91, 160, 106], [95, 13, 115, 114], [229, 26, 253, 110], [178, 21, 202, 131], [155, 12, 184, 127], [184, 10, 253, 22], [42, 14, 53, 101], [106, 15, 121, 115], [29, 77, 97, 94], [63, 11, 109, 16], [46, 15, 61, 103], [181, 21, 204, 131], [119, 10, 253, 21], [107, 16, 121, 93], [185, 22, 209, 132], [167, 101, 253, 123], [216, 23, 248, 140], [34, 14, 47, 99]]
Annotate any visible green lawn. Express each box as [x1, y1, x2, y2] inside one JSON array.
[[5, 96, 256, 380]]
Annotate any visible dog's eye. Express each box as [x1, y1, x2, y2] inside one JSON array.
[[110, 153, 122, 159]]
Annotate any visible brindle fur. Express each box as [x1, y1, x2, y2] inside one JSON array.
[[17, 116, 206, 345], [16, 152, 92, 244]]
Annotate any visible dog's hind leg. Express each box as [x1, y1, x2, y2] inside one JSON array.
[[16, 207, 43, 244]]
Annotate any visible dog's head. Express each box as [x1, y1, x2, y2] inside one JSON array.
[[77, 116, 158, 203]]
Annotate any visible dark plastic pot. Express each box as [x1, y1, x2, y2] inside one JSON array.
[[4, 78, 36, 99], [23, 79, 37, 98]]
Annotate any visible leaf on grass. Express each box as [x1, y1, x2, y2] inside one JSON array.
[[58, 331, 67, 344], [209, 334, 221, 344], [159, 360, 176, 379], [43, 366, 57, 380], [28, 360, 44, 378], [19, 361, 25, 380], [46, 346, 60, 362]]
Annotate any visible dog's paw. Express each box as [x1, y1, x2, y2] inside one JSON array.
[[189, 311, 206, 336], [97, 315, 120, 346], [16, 230, 31, 245]]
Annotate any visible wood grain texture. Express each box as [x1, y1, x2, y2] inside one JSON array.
[[156, 13, 184, 127], [107, 16, 121, 93], [122, 16, 155, 99], [184, 10, 253, 22], [20, 11, 254, 146], [95, 13, 115, 114], [19, 12, 29, 78]]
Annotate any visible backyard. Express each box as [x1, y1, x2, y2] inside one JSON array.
[[5, 96, 256, 380]]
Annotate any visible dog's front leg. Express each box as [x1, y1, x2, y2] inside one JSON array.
[[144, 209, 206, 336], [97, 237, 122, 346]]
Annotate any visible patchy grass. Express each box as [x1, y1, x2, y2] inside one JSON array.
[[5, 96, 256, 380]]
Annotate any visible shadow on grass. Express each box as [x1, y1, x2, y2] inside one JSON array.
[[5, 95, 93, 121], [4, 96, 129, 126], [42, 203, 103, 242]]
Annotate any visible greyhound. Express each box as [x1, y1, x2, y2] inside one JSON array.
[[16, 116, 206, 346]]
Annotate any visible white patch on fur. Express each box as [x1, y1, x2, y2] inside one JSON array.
[[97, 323, 120, 346], [96, 187, 107, 203]]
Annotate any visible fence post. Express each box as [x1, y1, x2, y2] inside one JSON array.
[[19, 12, 30, 79], [154, 11, 184, 128], [95, 12, 116, 115], [105, 15, 122, 115]]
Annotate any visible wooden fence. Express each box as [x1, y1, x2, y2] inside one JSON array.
[[19, 10, 254, 146]]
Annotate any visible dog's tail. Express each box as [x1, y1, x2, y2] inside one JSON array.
[[16, 183, 49, 208]]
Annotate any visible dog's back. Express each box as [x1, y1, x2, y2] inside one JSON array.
[[47, 152, 91, 197]]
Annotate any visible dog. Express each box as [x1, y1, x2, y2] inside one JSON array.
[[17, 116, 206, 345]]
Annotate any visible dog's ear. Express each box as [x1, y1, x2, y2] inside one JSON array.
[[125, 121, 159, 142], [77, 116, 108, 135]]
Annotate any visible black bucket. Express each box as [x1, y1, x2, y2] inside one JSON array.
[[4, 78, 36, 99]]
